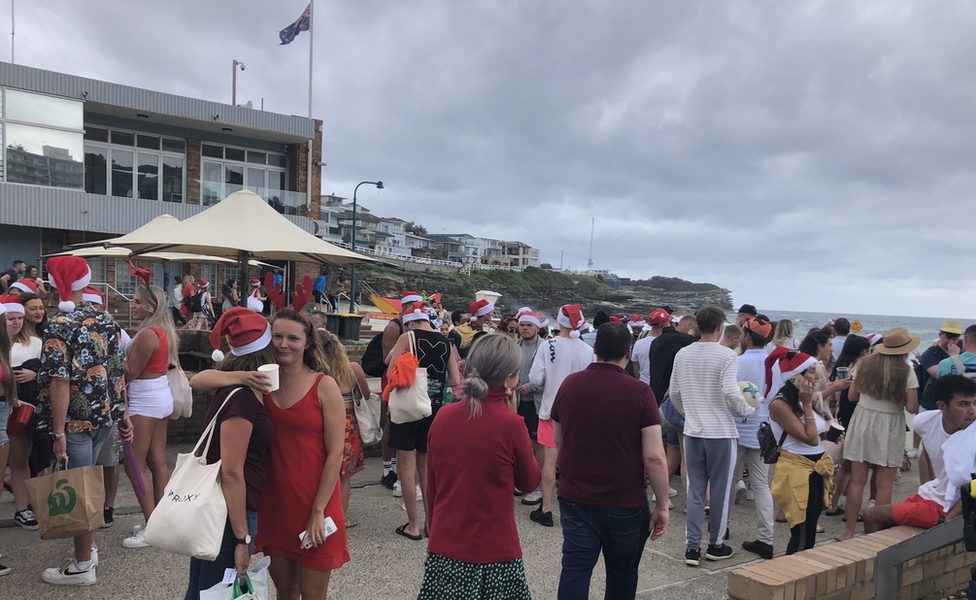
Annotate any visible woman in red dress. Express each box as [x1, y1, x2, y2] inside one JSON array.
[[257, 309, 348, 598], [190, 309, 348, 599]]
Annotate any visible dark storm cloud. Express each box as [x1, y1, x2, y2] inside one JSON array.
[[8, 0, 976, 315]]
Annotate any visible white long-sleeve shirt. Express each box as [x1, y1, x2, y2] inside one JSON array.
[[670, 342, 756, 439], [529, 336, 594, 420]]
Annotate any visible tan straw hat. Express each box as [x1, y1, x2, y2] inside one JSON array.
[[876, 327, 922, 356], [939, 320, 964, 335]]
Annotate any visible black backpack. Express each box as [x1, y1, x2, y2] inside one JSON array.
[[361, 319, 403, 377], [183, 292, 204, 313]]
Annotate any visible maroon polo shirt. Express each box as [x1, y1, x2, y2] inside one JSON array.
[[550, 362, 660, 509]]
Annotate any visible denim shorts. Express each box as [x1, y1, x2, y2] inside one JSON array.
[[660, 397, 684, 448], [0, 401, 10, 447], [65, 427, 112, 468]]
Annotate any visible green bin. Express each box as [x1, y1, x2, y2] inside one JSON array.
[[324, 313, 341, 335], [336, 315, 364, 341]]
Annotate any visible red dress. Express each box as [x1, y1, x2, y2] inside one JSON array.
[[255, 374, 350, 570]]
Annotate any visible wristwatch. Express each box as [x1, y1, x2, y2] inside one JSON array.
[[235, 534, 252, 546], [52, 432, 66, 441]]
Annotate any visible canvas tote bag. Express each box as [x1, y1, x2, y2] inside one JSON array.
[[26, 459, 105, 540], [389, 331, 432, 424], [168, 365, 194, 420], [145, 388, 240, 560]]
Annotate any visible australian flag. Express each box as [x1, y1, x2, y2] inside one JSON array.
[[279, 4, 311, 45]]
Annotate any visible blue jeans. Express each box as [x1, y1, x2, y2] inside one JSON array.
[[184, 510, 258, 600], [65, 427, 111, 467], [557, 498, 651, 600]]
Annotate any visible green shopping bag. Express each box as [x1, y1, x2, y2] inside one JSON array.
[[26, 459, 105, 540]]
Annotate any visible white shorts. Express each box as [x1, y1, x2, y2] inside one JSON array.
[[128, 376, 175, 419]]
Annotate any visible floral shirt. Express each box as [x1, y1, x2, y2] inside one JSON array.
[[37, 302, 127, 434]]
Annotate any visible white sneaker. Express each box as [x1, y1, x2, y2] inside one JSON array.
[[132, 523, 145, 535], [906, 448, 920, 460], [122, 527, 150, 549], [393, 481, 403, 498], [41, 560, 96, 586], [520, 490, 543, 505], [651, 493, 674, 509], [416, 484, 423, 502], [734, 480, 748, 505], [668, 486, 679, 498], [867, 499, 875, 510], [746, 489, 755, 502], [90, 548, 98, 568]]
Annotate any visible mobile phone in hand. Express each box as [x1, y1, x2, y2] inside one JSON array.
[[298, 516, 338, 550]]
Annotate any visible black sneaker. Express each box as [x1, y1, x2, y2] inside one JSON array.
[[725, 527, 730, 541], [101, 506, 114, 529], [684, 548, 701, 567], [529, 507, 553, 527], [705, 543, 734, 561], [742, 540, 774, 560], [380, 471, 397, 490], [0, 562, 10, 577], [14, 509, 39, 531]]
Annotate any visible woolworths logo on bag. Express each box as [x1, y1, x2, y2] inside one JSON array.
[[48, 479, 77, 517]]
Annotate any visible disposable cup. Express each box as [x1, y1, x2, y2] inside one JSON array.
[[13, 403, 35, 426], [836, 367, 849, 380], [258, 364, 280, 392], [826, 423, 845, 443]]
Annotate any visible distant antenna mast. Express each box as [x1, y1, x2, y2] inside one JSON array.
[[587, 217, 594, 270]]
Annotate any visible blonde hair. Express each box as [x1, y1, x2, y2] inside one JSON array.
[[770, 320, 795, 348], [317, 329, 353, 385], [135, 285, 179, 366], [461, 333, 520, 419], [855, 352, 911, 403]]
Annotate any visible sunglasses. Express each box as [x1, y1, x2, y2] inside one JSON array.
[[507, 327, 518, 333]]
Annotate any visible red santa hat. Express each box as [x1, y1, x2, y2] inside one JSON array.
[[629, 314, 647, 328], [469, 299, 494, 319], [647, 309, 673, 327], [251, 279, 261, 287], [518, 311, 543, 328], [82, 286, 105, 306], [198, 279, 210, 289], [209, 307, 272, 362], [402, 302, 430, 323], [556, 304, 586, 338], [401, 290, 423, 304], [0, 304, 6, 316], [865, 333, 884, 347], [765, 350, 818, 401], [10, 279, 38, 295], [0, 295, 24, 314], [46, 256, 92, 312], [515, 306, 534, 319]]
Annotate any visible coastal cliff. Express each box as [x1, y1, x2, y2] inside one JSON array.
[[349, 266, 733, 317]]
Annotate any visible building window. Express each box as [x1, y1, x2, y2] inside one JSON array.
[[84, 126, 185, 201], [114, 259, 137, 296], [88, 258, 107, 285], [198, 143, 288, 207], [200, 264, 218, 288], [2, 88, 85, 189]]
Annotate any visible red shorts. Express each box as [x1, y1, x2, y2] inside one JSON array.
[[892, 494, 945, 529], [538, 418, 556, 449]]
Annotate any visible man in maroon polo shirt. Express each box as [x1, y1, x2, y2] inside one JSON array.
[[551, 322, 670, 600]]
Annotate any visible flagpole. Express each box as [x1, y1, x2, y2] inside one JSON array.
[[306, 0, 314, 212]]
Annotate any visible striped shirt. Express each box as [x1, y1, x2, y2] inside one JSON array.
[[669, 342, 756, 439]]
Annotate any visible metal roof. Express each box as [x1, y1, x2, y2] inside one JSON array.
[[0, 62, 315, 142]]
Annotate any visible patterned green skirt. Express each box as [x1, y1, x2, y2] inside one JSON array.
[[417, 552, 531, 600]]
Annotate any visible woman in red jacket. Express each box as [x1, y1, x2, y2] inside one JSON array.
[[420, 333, 541, 600]]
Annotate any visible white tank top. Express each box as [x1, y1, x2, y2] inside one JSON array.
[[769, 398, 825, 455]]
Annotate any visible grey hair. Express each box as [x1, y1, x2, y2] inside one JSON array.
[[461, 333, 521, 419]]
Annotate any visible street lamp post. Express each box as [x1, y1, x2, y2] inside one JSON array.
[[349, 180, 384, 313]]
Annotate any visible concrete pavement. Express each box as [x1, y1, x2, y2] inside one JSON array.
[[0, 445, 921, 599]]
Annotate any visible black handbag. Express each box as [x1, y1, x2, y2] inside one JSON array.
[[757, 421, 789, 465]]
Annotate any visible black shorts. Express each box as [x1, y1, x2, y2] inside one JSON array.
[[389, 413, 435, 453], [517, 401, 538, 440]]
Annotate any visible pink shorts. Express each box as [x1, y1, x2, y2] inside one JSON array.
[[538, 418, 555, 448]]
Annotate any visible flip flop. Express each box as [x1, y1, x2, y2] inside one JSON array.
[[395, 523, 422, 541], [816, 525, 826, 534], [825, 508, 844, 517], [345, 519, 359, 529]]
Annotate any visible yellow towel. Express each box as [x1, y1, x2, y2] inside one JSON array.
[[770, 449, 835, 528]]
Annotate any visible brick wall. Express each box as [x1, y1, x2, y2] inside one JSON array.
[[186, 138, 202, 205], [728, 526, 975, 600]]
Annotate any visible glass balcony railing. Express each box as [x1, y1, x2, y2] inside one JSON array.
[[199, 181, 308, 215]]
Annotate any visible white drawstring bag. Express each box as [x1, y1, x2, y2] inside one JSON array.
[[145, 388, 240, 560]]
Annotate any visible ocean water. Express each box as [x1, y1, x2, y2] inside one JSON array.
[[760, 310, 975, 345]]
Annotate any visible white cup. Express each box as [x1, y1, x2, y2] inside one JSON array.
[[258, 364, 280, 392]]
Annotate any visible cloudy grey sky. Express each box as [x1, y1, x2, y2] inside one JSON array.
[[4, 0, 975, 318]]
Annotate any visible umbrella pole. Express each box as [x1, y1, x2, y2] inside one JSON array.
[[238, 251, 248, 308]]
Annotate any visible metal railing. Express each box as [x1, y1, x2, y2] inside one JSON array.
[[328, 240, 533, 272], [89, 281, 133, 326]]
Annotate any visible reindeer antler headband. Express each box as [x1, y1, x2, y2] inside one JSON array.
[[125, 260, 157, 305], [265, 272, 313, 315]]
